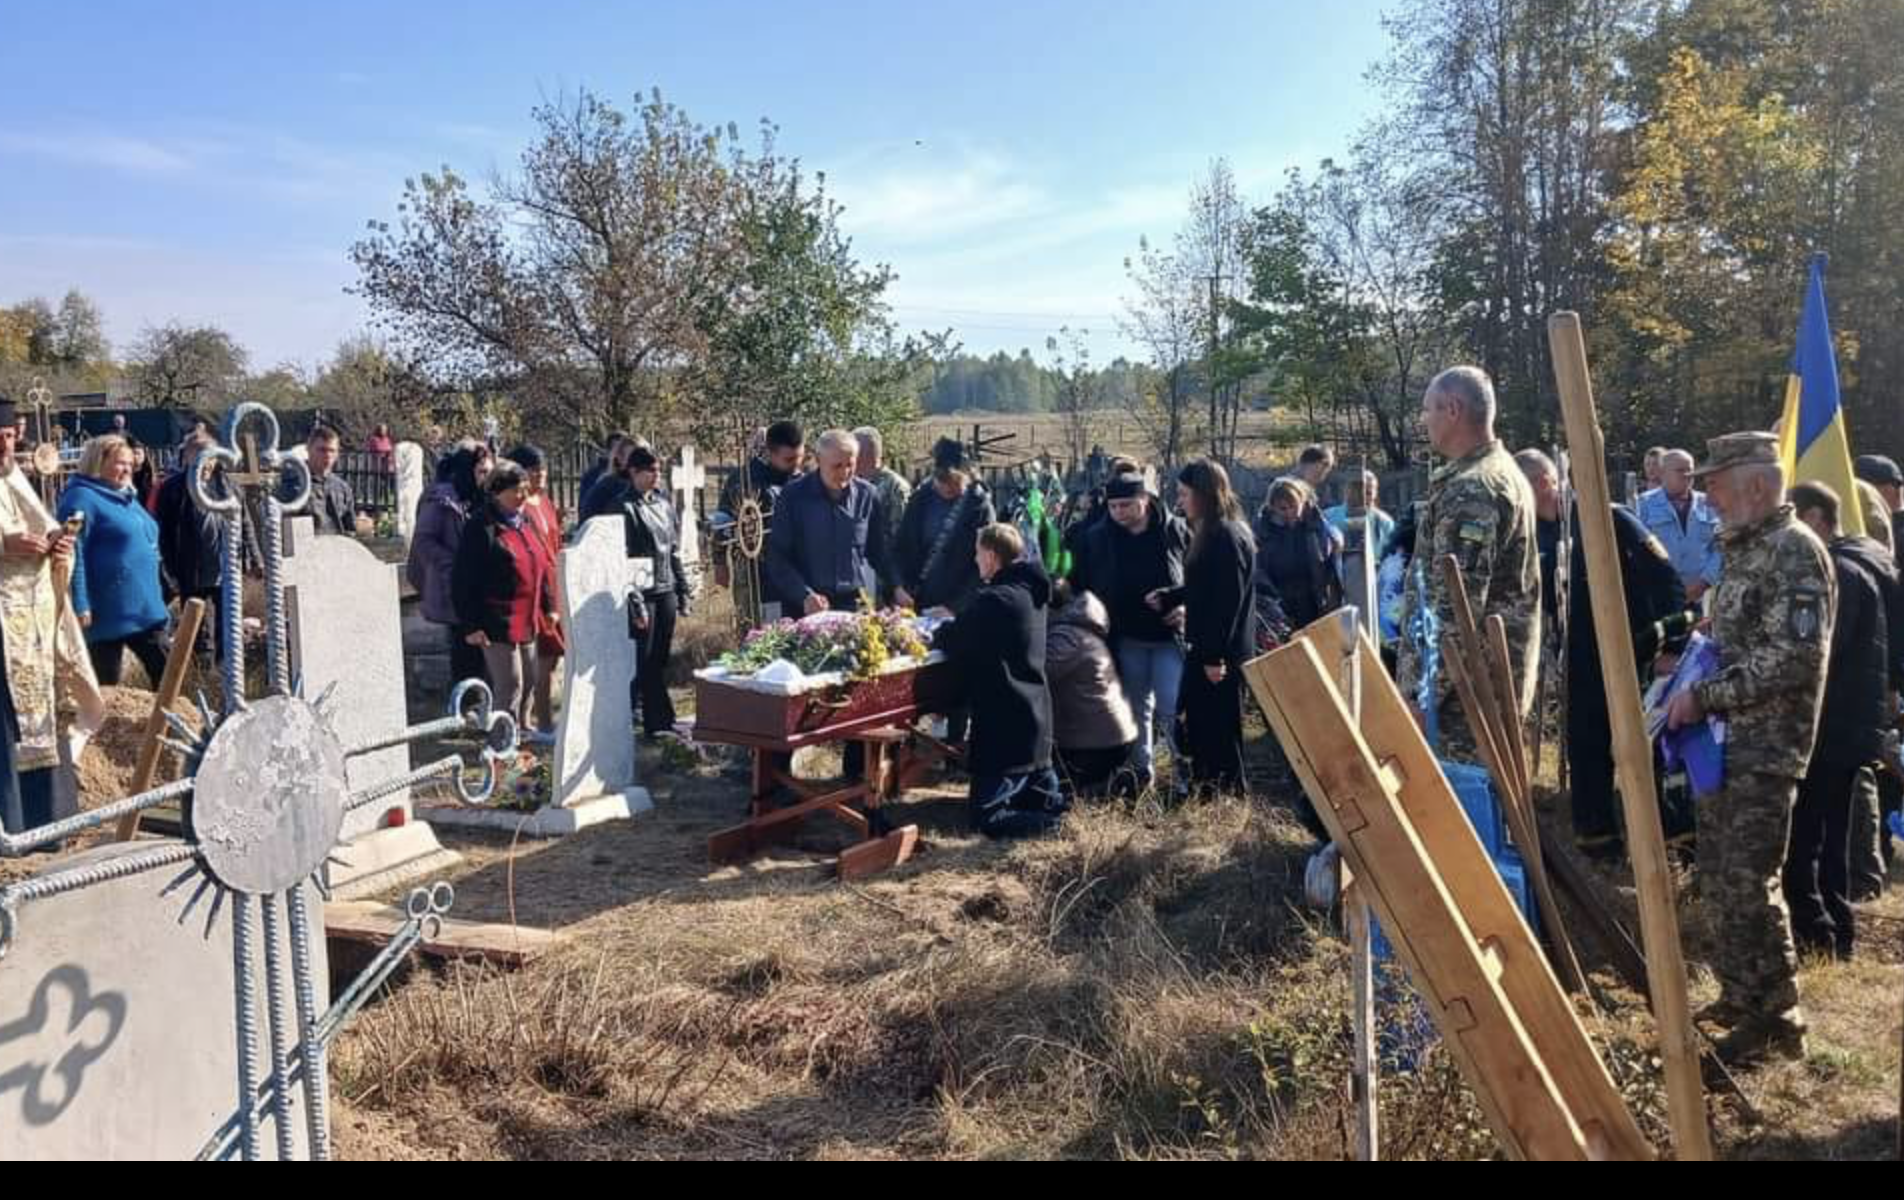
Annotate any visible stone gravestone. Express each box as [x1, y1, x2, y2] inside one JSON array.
[[427, 517, 651, 837], [0, 844, 324, 1160], [284, 516, 459, 895], [670, 445, 705, 587], [394, 442, 425, 545]]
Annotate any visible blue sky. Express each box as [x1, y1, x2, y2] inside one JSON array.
[[0, 1, 1395, 373]]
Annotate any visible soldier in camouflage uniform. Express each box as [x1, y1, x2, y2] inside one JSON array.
[[854, 426, 911, 606], [1397, 366, 1542, 760], [1667, 432, 1833, 1066]]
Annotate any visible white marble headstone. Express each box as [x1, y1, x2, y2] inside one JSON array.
[[394, 442, 425, 545], [0, 845, 323, 1160], [284, 516, 412, 842], [553, 518, 650, 813], [669, 445, 705, 574]]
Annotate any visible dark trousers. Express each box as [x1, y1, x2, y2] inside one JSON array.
[[1784, 763, 1860, 957], [1, 769, 73, 850], [969, 767, 1068, 839], [1880, 768, 1900, 868], [1181, 664, 1248, 792], [1057, 743, 1136, 799], [634, 591, 679, 736], [447, 631, 489, 690], [1567, 670, 1691, 844], [179, 588, 223, 663], [87, 623, 170, 688]]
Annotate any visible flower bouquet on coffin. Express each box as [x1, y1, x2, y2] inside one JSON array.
[[692, 607, 953, 746]]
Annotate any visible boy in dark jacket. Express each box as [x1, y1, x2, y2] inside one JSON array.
[[933, 522, 1067, 839]]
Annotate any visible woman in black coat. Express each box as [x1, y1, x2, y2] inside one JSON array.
[[621, 445, 694, 738], [1149, 458, 1255, 792], [1253, 476, 1341, 637]]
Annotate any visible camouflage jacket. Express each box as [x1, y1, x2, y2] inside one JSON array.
[[1397, 439, 1542, 716], [868, 466, 912, 594], [1692, 505, 1835, 780]]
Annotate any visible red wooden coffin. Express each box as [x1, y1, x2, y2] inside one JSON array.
[[693, 659, 959, 751]]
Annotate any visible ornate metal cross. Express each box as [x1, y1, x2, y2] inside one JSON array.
[[0, 402, 520, 1161]]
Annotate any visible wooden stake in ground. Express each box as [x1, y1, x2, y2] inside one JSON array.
[[1549, 311, 1713, 1161], [114, 598, 207, 842], [1334, 606, 1379, 1162]]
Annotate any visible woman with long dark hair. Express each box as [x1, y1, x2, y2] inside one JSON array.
[[621, 445, 692, 739], [1148, 458, 1255, 792]]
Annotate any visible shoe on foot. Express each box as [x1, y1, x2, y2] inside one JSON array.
[[1712, 1017, 1807, 1069]]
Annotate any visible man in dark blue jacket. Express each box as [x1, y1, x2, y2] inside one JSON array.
[[764, 429, 889, 617]]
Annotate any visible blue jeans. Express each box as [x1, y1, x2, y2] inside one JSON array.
[[1116, 639, 1184, 785], [969, 767, 1069, 839]]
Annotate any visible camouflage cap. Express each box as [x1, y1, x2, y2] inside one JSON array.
[[1695, 431, 1780, 479]]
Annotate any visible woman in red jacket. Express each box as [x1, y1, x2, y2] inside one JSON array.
[[507, 444, 565, 744], [450, 461, 560, 732]]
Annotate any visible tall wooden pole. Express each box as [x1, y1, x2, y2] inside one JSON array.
[[1549, 312, 1713, 1160], [114, 598, 207, 841]]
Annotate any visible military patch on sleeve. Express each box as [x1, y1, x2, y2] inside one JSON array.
[[1789, 588, 1824, 643]]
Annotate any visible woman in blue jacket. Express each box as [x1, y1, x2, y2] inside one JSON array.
[[58, 434, 171, 687]]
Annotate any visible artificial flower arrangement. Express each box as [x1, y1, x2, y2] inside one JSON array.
[[715, 606, 931, 684]]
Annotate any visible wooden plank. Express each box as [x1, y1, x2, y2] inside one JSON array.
[[115, 597, 206, 842], [1266, 619, 1654, 1160], [1444, 631, 1588, 996], [1549, 311, 1712, 1161], [1438, 563, 1586, 995], [836, 826, 920, 882], [1247, 638, 1595, 1159], [324, 902, 565, 968]]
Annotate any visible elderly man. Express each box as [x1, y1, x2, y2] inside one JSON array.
[[854, 425, 911, 605], [1396, 367, 1541, 759], [764, 428, 889, 616], [0, 395, 103, 838], [1666, 432, 1833, 1066], [1322, 469, 1395, 573], [1638, 449, 1724, 603]]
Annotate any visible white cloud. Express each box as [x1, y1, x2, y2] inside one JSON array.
[[0, 131, 197, 174], [828, 149, 1048, 246]]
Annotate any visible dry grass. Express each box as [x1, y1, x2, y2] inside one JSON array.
[[331, 785, 1511, 1161], [318, 664, 1902, 1160], [26, 606, 1898, 1161]]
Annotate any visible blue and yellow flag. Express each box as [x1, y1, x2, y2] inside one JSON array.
[[1777, 253, 1866, 536]]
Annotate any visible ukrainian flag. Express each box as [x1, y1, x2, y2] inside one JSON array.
[[1777, 253, 1866, 537]]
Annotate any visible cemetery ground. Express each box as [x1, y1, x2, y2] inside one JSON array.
[[29, 611, 1903, 1161]]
